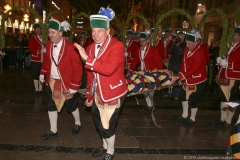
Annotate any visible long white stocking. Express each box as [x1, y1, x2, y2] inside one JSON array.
[[182, 101, 189, 118], [48, 111, 58, 133], [71, 108, 81, 125], [106, 135, 115, 155], [220, 102, 227, 121], [190, 108, 198, 122]]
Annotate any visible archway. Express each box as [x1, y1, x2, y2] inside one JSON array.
[[123, 14, 151, 43], [198, 8, 228, 57], [154, 8, 195, 45]]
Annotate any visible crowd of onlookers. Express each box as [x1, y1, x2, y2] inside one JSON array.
[[3, 30, 32, 69]]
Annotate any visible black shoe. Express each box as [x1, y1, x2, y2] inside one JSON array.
[[72, 124, 81, 134], [41, 131, 58, 140], [38, 90, 45, 95], [102, 153, 114, 160], [173, 115, 187, 122], [212, 119, 224, 125], [92, 146, 107, 157], [184, 118, 195, 126], [219, 121, 229, 128]]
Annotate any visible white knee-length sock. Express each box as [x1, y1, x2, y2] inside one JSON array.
[[106, 134, 115, 155], [48, 111, 58, 133], [220, 102, 227, 121], [182, 101, 189, 118], [190, 108, 198, 122], [71, 108, 81, 126]]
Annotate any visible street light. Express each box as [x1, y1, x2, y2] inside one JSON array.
[[4, 3, 12, 15], [4, 3, 12, 11], [23, 13, 29, 22]]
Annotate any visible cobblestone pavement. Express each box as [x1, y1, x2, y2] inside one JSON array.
[[0, 69, 236, 160]]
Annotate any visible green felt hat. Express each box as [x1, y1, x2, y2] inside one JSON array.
[[126, 30, 133, 35], [139, 32, 147, 39], [81, 31, 87, 35], [48, 19, 63, 32], [90, 15, 109, 28], [33, 23, 40, 29], [151, 28, 154, 33], [185, 33, 197, 42], [165, 29, 170, 33], [235, 27, 240, 34]]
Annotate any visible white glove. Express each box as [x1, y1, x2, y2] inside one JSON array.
[[219, 59, 228, 68], [69, 89, 77, 94], [39, 75, 45, 83], [216, 57, 222, 64], [125, 52, 128, 57]]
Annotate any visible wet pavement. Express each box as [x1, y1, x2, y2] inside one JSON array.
[[0, 68, 237, 160]]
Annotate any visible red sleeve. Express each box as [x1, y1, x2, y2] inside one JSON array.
[[129, 47, 140, 71], [29, 36, 41, 56], [40, 41, 51, 75], [153, 47, 163, 70], [85, 42, 125, 76]]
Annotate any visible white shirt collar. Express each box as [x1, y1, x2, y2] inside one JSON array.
[[54, 39, 63, 48]]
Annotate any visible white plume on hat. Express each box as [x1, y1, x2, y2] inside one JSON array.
[[60, 21, 71, 32], [191, 29, 202, 39], [145, 29, 151, 35]]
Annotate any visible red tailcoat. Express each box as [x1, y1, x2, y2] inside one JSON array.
[[29, 34, 43, 62], [129, 44, 163, 72], [218, 42, 240, 80], [179, 44, 207, 85], [40, 38, 83, 91], [125, 39, 138, 64], [152, 39, 164, 59], [85, 37, 127, 102], [162, 39, 173, 59]]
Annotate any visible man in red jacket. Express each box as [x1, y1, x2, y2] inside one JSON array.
[[125, 30, 138, 69], [29, 23, 45, 94], [74, 7, 127, 160], [149, 28, 164, 59], [213, 27, 240, 128], [128, 32, 163, 112], [170, 31, 207, 126], [39, 19, 83, 140], [162, 29, 173, 68], [77, 31, 92, 50]]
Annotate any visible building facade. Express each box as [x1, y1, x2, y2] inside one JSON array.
[[141, 0, 239, 45]]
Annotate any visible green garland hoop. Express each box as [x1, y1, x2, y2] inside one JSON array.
[[0, 6, 42, 49], [123, 14, 150, 43], [227, 6, 240, 46], [198, 8, 228, 57], [113, 16, 123, 41], [154, 8, 195, 45], [70, 12, 90, 42]]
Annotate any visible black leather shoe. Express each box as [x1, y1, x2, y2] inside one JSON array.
[[212, 119, 224, 125], [219, 121, 229, 128], [102, 153, 114, 160], [41, 131, 58, 140], [173, 115, 187, 122], [38, 90, 45, 95], [92, 146, 107, 157], [184, 118, 195, 126], [72, 125, 81, 134]]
